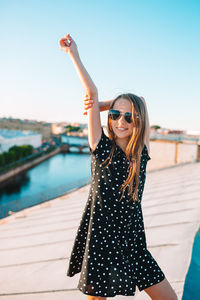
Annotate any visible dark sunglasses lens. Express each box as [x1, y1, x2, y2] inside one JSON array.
[[109, 110, 120, 120], [125, 113, 132, 123]]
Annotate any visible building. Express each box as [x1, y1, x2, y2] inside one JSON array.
[[0, 129, 42, 153], [51, 123, 64, 135]]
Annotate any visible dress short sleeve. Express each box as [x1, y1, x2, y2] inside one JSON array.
[[88, 127, 112, 158]]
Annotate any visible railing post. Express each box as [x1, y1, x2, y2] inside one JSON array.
[[175, 142, 179, 164], [197, 144, 200, 161]]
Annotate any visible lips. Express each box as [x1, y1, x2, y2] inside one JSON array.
[[116, 127, 128, 131]]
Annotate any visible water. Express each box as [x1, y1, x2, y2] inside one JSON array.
[[0, 151, 91, 219], [182, 227, 200, 299]]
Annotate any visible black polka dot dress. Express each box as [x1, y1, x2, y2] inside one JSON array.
[[66, 127, 165, 297]]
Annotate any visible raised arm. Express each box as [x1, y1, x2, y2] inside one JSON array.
[[59, 34, 102, 151]]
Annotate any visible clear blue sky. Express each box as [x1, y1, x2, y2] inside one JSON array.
[[0, 0, 199, 131]]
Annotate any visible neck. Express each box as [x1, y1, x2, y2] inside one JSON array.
[[115, 137, 130, 152]]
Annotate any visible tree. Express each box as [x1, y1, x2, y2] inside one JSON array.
[[65, 125, 81, 133], [151, 125, 161, 130]]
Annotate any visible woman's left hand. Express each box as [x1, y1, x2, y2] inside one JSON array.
[[83, 94, 95, 115]]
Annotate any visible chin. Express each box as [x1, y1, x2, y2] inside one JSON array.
[[113, 128, 132, 138]]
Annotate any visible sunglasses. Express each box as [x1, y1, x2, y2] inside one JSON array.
[[108, 109, 139, 124]]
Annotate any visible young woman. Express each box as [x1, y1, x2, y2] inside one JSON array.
[[59, 34, 178, 300]]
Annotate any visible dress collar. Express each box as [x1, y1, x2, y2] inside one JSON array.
[[115, 144, 127, 158]]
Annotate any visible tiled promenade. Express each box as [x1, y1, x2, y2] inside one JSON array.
[[0, 161, 200, 299]]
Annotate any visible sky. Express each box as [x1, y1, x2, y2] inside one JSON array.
[[0, 0, 199, 131]]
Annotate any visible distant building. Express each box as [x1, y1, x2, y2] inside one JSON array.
[[71, 122, 81, 127], [79, 123, 87, 129], [156, 127, 170, 135], [0, 129, 42, 153], [82, 128, 88, 136], [51, 123, 65, 135], [51, 122, 88, 137], [186, 130, 200, 137]]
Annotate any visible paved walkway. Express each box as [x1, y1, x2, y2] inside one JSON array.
[[0, 161, 199, 299]]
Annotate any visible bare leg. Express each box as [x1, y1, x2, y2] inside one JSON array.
[[88, 297, 106, 300], [143, 277, 178, 300]]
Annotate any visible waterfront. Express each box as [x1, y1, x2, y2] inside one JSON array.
[[0, 134, 91, 219], [0, 133, 199, 220]]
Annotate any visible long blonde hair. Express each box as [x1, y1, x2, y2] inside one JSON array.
[[100, 93, 147, 203]]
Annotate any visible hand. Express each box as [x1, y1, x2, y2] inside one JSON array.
[[59, 34, 79, 57], [83, 94, 95, 115]]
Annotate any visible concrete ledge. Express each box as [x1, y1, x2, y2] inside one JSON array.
[[0, 162, 200, 299]]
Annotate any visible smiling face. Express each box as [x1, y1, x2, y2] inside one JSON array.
[[110, 98, 134, 140]]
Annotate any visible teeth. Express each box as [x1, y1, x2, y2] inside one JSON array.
[[117, 128, 127, 131]]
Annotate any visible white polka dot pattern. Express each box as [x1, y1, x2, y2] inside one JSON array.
[[66, 127, 165, 297]]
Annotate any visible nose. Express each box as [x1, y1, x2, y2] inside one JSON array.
[[118, 114, 126, 125]]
